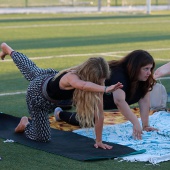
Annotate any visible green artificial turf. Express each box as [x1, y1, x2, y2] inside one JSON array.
[[0, 11, 170, 169]]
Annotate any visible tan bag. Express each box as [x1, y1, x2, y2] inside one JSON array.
[[150, 81, 167, 111]]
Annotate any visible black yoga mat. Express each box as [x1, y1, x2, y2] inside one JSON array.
[[0, 113, 145, 161]]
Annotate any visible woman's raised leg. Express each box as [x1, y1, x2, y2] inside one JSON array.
[[0, 42, 57, 81]]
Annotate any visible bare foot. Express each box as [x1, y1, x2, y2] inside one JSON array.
[[15, 116, 29, 133], [0, 42, 14, 60]]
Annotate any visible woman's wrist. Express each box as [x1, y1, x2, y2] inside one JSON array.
[[142, 124, 150, 128], [95, 139, 102, 143], [104, 86, 111, 95], [104, 86, 107, 93]]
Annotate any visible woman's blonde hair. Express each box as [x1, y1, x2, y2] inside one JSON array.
[[55, 57, 110, 128]]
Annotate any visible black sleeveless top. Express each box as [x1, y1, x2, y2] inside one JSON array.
[[103, 66, 143, 110], [46, 72, 75, 100]]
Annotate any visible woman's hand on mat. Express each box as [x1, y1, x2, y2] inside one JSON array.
[[143, 126, 158, 132], [94, 141, 112, 149], [132, 124, 143, 140]]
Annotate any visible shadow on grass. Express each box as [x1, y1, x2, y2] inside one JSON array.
[[6, 32, 170, 50], [0, 14, 170, 23]]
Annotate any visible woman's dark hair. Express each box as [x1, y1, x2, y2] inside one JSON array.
[[108, 50, 156, 98]]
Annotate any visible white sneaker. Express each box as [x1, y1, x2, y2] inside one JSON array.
[[54, 107, 63, 121]]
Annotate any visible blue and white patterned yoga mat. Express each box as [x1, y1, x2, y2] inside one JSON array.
[[73, 111, 170, 164]]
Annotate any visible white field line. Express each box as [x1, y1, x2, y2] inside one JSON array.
[[1, 47, 170, 97], [0, 20, 170, 29], [1, 48, 170, 62], [0, 91, 26, 96]]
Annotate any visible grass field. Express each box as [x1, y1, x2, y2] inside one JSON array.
[[0, 11, 170, 170]]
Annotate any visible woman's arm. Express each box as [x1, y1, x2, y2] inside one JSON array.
[[94, 93, 112, 149], [138, 92, 158, 131], [61, 72, 123, 93], [154, 62, 170, 79], [113, 89, 142, 140]]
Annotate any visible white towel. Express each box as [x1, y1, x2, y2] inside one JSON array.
[[73, 111, 170, 164]]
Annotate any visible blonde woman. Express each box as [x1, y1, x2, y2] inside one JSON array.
[[0, 43, 122, 149]]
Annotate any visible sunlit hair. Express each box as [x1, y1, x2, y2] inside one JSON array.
[[108, 50, 156, 98], [54, 57, 110, 128]]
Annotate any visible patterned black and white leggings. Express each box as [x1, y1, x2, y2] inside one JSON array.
[[11, 51, 58, 142]]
